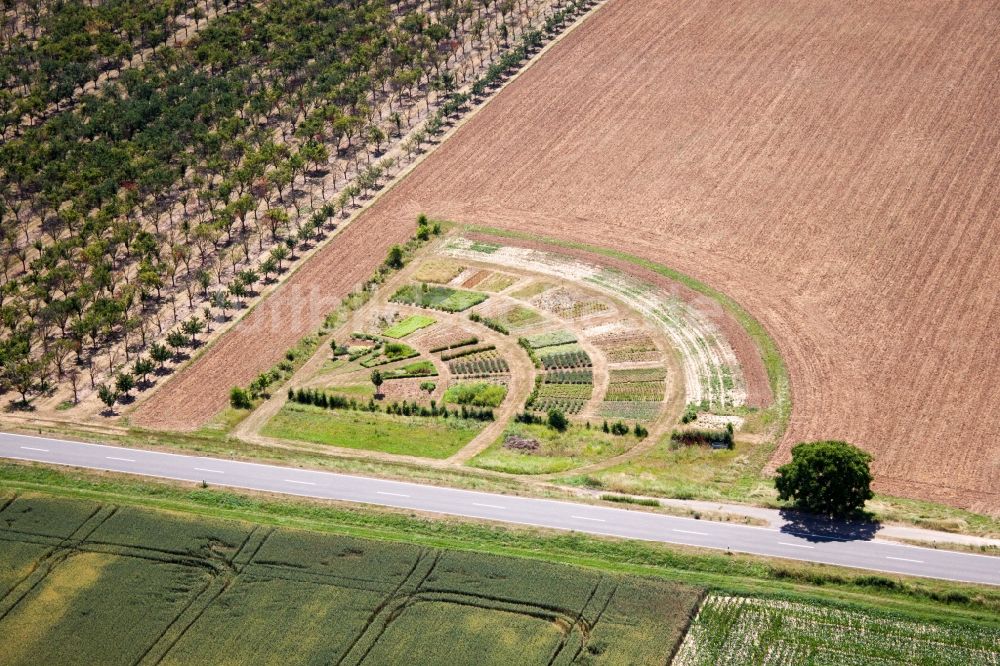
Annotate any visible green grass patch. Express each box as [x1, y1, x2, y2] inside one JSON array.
[[443, 382, 508, 408], [360, 341, 419, 367], [511, 281, 554, 299], [494, 304, 543, 330], [522, 330, 577, 348], [391, 284, 487, 312], [382, 359, 437, 379], [469, 423, 634, 474], [261, 402, 478, 458], [382, 315, 436, 339], [412, 258, 466, 283], [564, 436, 776, 503], [324, 383, 375, 398]]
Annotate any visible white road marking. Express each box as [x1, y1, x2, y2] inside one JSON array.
[[886, 556, 923, 563], [572, 515, 606, 522], [20, 446, 48, 452], [194, 468, 224, 474], [285, 479, 316, 486], [472, 503, 506, 509], [673, 529, 709, 536], [106, 456, 135, 462], [376, 491, 411, 498], [779, 541, 815, 549]]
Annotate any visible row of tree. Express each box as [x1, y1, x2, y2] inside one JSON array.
[[0, 0, 594, 410]]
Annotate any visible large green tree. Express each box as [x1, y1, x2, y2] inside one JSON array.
[[775, 441, 873, 517]]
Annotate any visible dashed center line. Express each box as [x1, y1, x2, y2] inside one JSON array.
[[376, 491, 411, 498], [284, 479, 316, 486], [673, 529, 708, 536], [571, 515, 606, 522], [886, 556, 923, 563], [106, 456, 135, 462], [194, 468, 224, 474], [779, 541, 815, 549], [472, 503, 506, 509], [20, 446, 49, 452]]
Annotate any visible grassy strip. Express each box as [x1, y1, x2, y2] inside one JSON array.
[[261, 403, 481, 459], [1, 462, 997, 629]]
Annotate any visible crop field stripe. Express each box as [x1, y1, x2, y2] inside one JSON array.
[[0, 504, 116, 621], [336, 550, 436, 665]]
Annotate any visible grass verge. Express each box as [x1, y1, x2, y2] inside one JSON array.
[[260, 402, 480, 459]]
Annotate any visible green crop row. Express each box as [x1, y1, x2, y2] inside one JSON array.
[[604, 380, 664, 402], [390, 284, 488, 312], [521, 330, 577, 349]]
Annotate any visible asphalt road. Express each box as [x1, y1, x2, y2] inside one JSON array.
[[1, 431, 997, 586]]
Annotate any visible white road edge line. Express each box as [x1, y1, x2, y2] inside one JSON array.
[[20, 446, 48, 452], [194, 468, 224, 474], [886, 556, 923, 563], [12, 433, 985, 561], [285, 479, 317, 486], [472, 503, 506, 509], [779, 541, 815, 549], [106, 456, 135, 462], [376, 491, 410, 498], [673, 529, 708, 536], [572, 516, 606, 522]]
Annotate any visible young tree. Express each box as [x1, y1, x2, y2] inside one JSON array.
[[260, 256, 278, 282], [270, 245, 289, 271], [775, 441, 874, 517], [115, 371, 135, 399], [97, 383, 118, 413], [6, 357, 43, 405], [133, 357, 154, 386], [150, 342, 171, 371], [370, 369, 384, 397], [212, 290, 232, 319], [181, 317, 205, 346], [166, 330, 188, 360], [67, 367, 81, 404]]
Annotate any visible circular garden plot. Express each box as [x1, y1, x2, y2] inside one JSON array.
[[249, 233, 773, 477]]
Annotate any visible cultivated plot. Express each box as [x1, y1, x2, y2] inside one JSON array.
[[0, 495, 701, 665]]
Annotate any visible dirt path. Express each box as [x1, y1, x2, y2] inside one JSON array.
[[446, 325, 536, 464]]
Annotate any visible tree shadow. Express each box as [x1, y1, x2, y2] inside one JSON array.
[[778, 508, 880, 542]]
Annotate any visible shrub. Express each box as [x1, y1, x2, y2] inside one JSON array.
[[670, 428, 734, 448], [230, 387, 252, 409], [385, 245, 405, 269], [610, 421, 629, 436], [547, 408, 568, 432]]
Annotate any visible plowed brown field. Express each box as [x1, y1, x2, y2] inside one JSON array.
[[134, 0, 1000, 513]]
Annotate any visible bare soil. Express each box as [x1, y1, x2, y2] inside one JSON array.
[[136, 0, 1000, 513]]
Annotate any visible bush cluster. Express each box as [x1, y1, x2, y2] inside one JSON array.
[[287, 387, 493, 421]]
